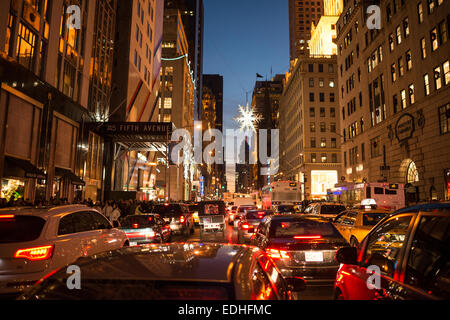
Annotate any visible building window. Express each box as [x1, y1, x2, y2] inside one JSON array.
[[444, 60, 450, 85], [310, 107, 315, 117], [428, 0, 436, 14], [331, 153, 337, 163], [311, 138, 316, 148], [391, 63, 397, 82], [420, 38, 427, 59], [330, 93, 335, 102], [320, 138, 326, 148], [370, 136, 381, 158], [406, 50, 412, 71], [407, 161, 420, 184], [16, 23, 36, 71], [318, 64, 324, 72], [329, 79, 335, 87], [424, 74, 430, 96], [431, 28, 439, 51], [439, 20, 448, 45], [321, 153, 327, 163], [418, 3, 424, 24], [439, 103, 450, 134], [361, 143, 365, 161], [319, 78, 324, 87], [398, 57, 405, 77], [330, 123, 336, 133], [389, 33, 395, 52], [309, 78, 314, 87], [403, 18, 410, 38], [328, 64, 334, 73], [396, 25, 402, 44], [434, 66, 442, 90], [308, 64, 314, 72], [320, 122, 326, 133], [311, 153, 317, 163], [310, 93, 315, 102], [393, 94, 399, 113], [408, 84, 415, 105], [310, 122, 316, 132], [320, 107, 325, 117], [319, 93, 325, 102], [331, 138, 337, 148], [330, 108, 336, 118], [401, 89, 407, 109]]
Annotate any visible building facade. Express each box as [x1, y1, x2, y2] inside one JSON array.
[[289, 0, 324, 59], [279, 56, 341, 200], [335, 0, 450, 202], [0, 0, 99, 203]]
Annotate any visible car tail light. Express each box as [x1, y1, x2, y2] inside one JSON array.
[[180, 216, 186, 223], [293, 235, 322, 240], [132, 223, 139, 229], [14, 245, 54, 261], [266, 248, 290, 260], [242, 223, 250, 230], [126, 230, 155, 239], [0, 214, 14, 219]]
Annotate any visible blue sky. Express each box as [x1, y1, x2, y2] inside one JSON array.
[[203, 0, 290, 130]]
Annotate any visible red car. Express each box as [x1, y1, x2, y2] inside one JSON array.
[[334, 204, 450, 300]]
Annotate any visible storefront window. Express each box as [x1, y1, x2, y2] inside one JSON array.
[[1, 179, 25, 202]]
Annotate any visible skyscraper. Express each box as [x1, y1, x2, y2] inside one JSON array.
[[289, 0, 324, 60]]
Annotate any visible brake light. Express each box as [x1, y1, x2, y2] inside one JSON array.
[[126, 230, 155, 239], [242, 223, 250, 230], [0, 214, 14, 219], [14, 245, 54, 261], [293, 235, 322, 240], [266, 248, 290, 260], [164, 203, 170, 206], [133, 223, 139, 229], [180, 216, 186, 223]]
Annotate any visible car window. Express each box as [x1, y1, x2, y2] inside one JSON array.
[[342, 217, 355, 226], [121, 216, 157, 228], [404, 214, 450, 299], [334, 212, 347, 224], [362, 212, 387, 226], [270, 219, 344, 239], [58, 214, 75, 235], [0, 215, 46, 243], [152, 205, 182, 216], [71, 212, 96, 233], [90, 211, 111, 230], [362, 215, 413, 278]]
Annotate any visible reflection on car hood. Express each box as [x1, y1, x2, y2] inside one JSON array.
[[71, 243, 253, 283]]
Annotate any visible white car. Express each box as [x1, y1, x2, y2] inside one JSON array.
[[0, 205, 128, 297]]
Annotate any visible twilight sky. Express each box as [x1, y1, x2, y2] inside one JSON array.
[[203, 0, 290, 130]]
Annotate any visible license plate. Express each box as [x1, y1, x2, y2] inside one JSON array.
[[130, 242, 138, 246], [205, 224, 219, 229], [305, 251, 323, 262]]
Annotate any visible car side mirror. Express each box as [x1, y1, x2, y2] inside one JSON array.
[[285, 277, 306, 292], [335, 247, 357, 265], [112, 220, 120, 228]]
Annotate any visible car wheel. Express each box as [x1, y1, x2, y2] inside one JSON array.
[[350, 236, 358, 247]]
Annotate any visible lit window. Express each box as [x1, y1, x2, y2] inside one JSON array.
[[434, 66, 442, 90], [424, 74, 430, 96], [408, 84, 415, 105], [406, 161, 419, 184]]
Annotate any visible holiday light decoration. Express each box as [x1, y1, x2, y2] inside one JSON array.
[[234, 103, 262, 132]]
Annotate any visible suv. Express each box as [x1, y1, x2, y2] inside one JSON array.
[[334, 203, 450, 300], [0, 205, 128, 298], [304, 203, 346, 220], [151, 204, 194, 236]]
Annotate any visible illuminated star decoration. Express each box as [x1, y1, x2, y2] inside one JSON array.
[[234, 103, 262, 132]]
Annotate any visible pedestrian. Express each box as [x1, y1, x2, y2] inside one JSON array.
[[102, 201, 113, 220], [109, 202, 121, 222]]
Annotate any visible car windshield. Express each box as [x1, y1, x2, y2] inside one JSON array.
[[121, 216, 156, 228], [320, 205, 346, 215], [246, 210, 271, 220], [151, 205, 182, 216], [0, 215, 46, 243], [24, 279, 231, 300], [362, 212, 387, 226], [270, 219, 343, 239]]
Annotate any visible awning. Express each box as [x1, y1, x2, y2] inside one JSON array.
[[55, 167, 86, 186], [4, 156, 46, 179]]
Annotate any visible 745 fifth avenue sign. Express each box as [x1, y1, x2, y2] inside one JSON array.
[[90, 122, 173, 137]]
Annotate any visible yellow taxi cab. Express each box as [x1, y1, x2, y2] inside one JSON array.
[[332, 202, 392, 247]]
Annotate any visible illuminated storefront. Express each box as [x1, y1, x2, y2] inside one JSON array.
[[311, 170, 338, 199]]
